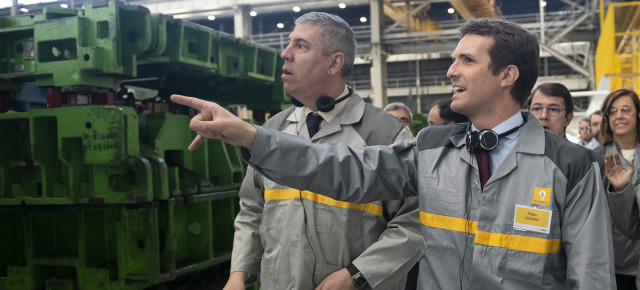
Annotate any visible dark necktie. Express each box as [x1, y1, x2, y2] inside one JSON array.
[[306, 113, 323, 138], [476, 150, 491, 190]]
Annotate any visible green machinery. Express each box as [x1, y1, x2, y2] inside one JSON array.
[[0, 0, 285, 288], [0, 0, 287, 109]]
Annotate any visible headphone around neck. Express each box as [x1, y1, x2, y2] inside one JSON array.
[[291, 86, 354, 112], [465, 115, 527, 153]]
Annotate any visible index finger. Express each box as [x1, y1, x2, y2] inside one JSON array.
[[170, 94, 209, 111], [188, 135, 206, 151]]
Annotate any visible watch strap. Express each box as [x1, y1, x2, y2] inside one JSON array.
[[346, 263, 359, 276], [347, 263, 368, 288]]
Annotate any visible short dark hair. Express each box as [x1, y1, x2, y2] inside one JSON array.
[[459, 18, 539, 105], [599, 89, 640, 145], [527, 83, 574, 114], [590, 110, 603, 118], [435, 98, 469, 123]]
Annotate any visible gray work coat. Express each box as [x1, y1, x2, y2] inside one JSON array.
[[244, 113, 615, 289], [230, 92, 421, 289], [603, 142, 640, 287]]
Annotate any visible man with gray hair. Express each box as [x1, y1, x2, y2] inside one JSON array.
[[174, 17, 614, 289], [384, 102, 413, 130], [223, 12, 420, 290]]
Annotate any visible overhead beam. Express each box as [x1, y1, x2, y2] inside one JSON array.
[[132, 0, 369, 19], [449, 0, 501, 19], [384, 2, 430, 34], [558, 0, 585, 11], [547, 12, 591, 45], [449, 0, 474, 19], [540, 44, 591, 77]]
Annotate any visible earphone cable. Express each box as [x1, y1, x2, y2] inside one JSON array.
[[459, 170, 474, 290], [299, 191, 318, 287], [294, 111, 318, 287]]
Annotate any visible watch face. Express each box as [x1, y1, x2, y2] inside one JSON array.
[[353, 273, 367, 288]]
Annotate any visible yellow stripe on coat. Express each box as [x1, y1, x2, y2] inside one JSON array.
[[420, 211, 561, 254], [264, 189, 383, 216]]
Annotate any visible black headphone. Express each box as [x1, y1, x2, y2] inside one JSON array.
[[465, 115, 527, 153], [291, 86, 354, 112]]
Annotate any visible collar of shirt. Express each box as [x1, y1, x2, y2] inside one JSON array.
[[470, 112, 523, 138], [293, 85, 350, 132], [301, 85, 350, 122], [470, 112, 524, 173]]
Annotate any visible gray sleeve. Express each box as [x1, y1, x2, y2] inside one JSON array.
[[230, 166, 264, 278], [350, 125, 421, 288], [353, 197, 422, 289], [607, 182, 640, 240], [564, 162, 616, 289], [247, 126, 419, 203]]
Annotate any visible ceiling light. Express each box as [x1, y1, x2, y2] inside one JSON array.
[[250, 10, 257, 17], [207, 15, 216, 21], [541, 1, 547, 7], [20, 7, 28, 13], [448, 8, 455, 14], [20, 0, 56, 4], [339, 3, 346, 9], [60, 3, 68, 8], [293, 6, 301, 12], [360, 17, 367, 23], [277, 23, 284, 29]]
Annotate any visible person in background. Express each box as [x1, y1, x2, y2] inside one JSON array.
[[578, 117, 599, 149], [598, 89, 640, 290], [172, 18, 615, 289], [384, 102, 413, 130], [427, 98, 469, 126], [383, 101, 420, 290], [222, 12, 421, 290], [592, 110, 604, 147], [526, 82, 574, 138]]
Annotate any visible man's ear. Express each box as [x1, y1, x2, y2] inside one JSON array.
[[328, 52, 345, 76], [500, 65, 519, 88], [565, 112, 574, 127]]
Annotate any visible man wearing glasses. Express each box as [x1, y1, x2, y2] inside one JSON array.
[[526, 82, 574, 138], [578, 117, 599, 149]]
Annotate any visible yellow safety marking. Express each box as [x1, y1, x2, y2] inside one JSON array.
[[420, 211, 561, 254], [265, 189, 383, 216]]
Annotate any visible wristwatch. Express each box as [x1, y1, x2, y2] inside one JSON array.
[[346, 263, 368, 289]]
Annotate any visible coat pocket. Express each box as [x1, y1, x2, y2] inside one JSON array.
[[504, 229, 559, 286], [423, 186, 462, 258]]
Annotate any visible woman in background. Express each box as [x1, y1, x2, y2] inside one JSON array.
[[599, 89, 640, 290]]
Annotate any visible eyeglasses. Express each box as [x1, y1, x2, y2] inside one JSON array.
[[529, 105, 566, 116], [608, 105, 634, 117], [579, 126, 591, 131]]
